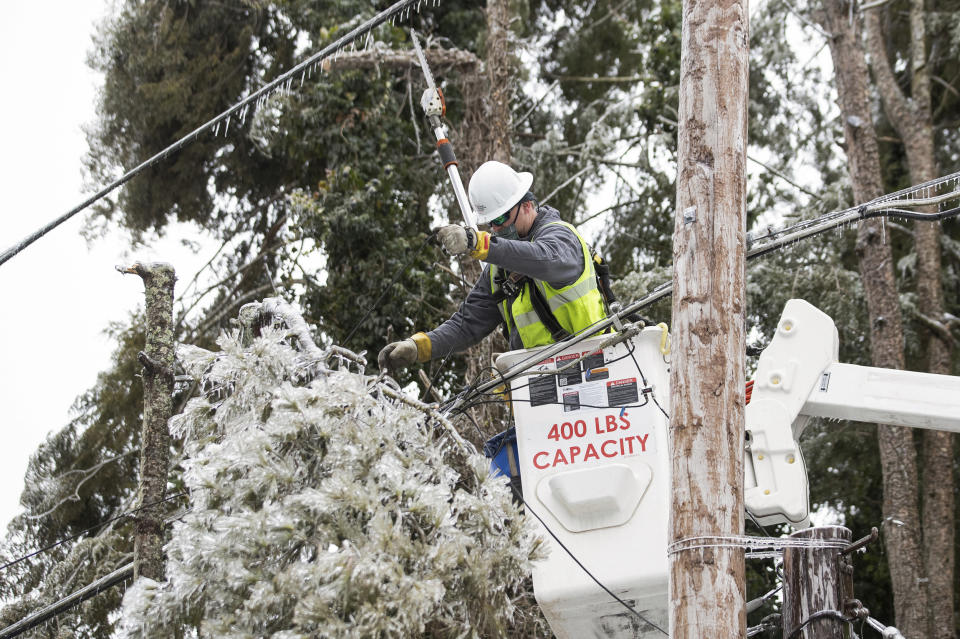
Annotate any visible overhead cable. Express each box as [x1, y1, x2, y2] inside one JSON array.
[[449, 170, 960, 406], [0, 0, 432, 269], [0, 491, 189, 573], [0, 501, 192, 638], [0, 564, 133, 639]]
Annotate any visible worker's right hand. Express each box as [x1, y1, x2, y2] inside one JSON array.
[[378, 339, 419, 371], [437, 225, 490, 260]]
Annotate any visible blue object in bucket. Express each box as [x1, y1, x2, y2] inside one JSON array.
[[483, 427, 519, 479]]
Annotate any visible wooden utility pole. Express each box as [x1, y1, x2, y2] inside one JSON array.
[[121, 261, 176, 581], [669, 0, 749, 634], [782, 526, 852, 638]]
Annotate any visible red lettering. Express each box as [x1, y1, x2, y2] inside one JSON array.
[[619, 412, 631, 430], [574, 420, 587, 437], [547, 424, 560, 441], [635, 433, 649, 452], [534, 452, 550, 469], [584, 443, 600, 461], [553, 449, 569, 466], [605, 414, 618, 432], [560, 422, 573, 439], [594, 416, 603, 434], [601, 440, 618, 457], [569, 445, 581, 463], [625, 437, 636, 454], [620, 438, 626, 455]]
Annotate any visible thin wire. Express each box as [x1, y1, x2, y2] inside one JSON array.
[[457, 173, 960, 409], [457, 339, 640, 403], [444, 315, 640, 410], [508, 482, 670, 636], [449, 334, 664, 423], [0, 491, 190, 573], [422, 350, 455, 403], [785, 610, 852, 639], [745, 171, 960, 250], [0, 0, 425, 269], [746, 510, 772, 537], [342, 231, 437, 346]]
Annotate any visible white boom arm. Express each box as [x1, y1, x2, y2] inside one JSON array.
[[745, 299, 960, 528]]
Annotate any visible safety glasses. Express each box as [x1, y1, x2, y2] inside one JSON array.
[[489, 204, 518, 227]]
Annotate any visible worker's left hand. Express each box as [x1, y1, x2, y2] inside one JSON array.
[[378, 339, 419, 371], [437, 225, 490, 260]]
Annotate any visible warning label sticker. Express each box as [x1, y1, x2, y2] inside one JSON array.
[[529, 373, 558, 407], [606, 378, 639, 406], [556, 353, 583, 387], [562, 391, 580, 412], [578, 383, 606, 409], [581, 351, 608, 381]]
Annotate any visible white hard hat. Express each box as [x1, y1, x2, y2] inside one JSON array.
[[468, 161, 534, 224]]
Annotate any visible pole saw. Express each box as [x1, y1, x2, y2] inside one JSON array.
[[410, 29, 476, 230]]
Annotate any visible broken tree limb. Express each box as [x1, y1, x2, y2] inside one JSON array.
[[119, 261, 175, 582]]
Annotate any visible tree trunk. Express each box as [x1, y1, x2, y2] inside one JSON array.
[[484, 0, 512, 164], [123, 262, 176, 582], [451, 0, 513, 441], [818, 3, 929, 636], [669, 0, 748, 632], [865, 6, 954, 635]]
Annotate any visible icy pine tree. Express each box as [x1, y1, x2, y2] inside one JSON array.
[[118, 299, 547, 637]]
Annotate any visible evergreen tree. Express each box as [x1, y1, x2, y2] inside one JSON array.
[[117, 302, 547, 637], [4, 0, 958, 634]]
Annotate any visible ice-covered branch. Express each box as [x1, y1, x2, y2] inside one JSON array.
[[121, 305, 545, 637]]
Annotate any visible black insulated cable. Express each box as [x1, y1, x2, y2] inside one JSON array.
[[0, 0, 425, 269]]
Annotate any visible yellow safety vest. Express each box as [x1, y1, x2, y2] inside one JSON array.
[[490, 221, 607, 349]]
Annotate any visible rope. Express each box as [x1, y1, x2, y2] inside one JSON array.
[[0, 0, 433, 269]]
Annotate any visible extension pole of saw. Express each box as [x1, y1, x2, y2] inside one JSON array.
[[429, 114, 475, 230], [410, 28, 475, 230]]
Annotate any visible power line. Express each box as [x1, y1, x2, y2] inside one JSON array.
[[0, 0, 430, 269], [446, 171, 960, 408], [0, 499, 193, 638], [0, 563, 133, 639], [0, 491, 189, 573]]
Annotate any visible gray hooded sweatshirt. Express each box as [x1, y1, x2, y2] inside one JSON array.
[[426, 205, 586, 357]]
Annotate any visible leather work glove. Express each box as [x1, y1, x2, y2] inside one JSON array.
[[377, 333, 431, 371], [437, 225, 490, 260]]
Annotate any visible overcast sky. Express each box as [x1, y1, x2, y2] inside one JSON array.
[[0, 2, 209, 536]]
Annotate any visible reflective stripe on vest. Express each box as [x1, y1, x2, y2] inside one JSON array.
[[490, 221, 607, 349]]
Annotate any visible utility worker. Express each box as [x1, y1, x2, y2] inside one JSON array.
[[378, 160, 608, 371]]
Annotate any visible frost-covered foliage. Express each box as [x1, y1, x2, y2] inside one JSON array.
[[612, 264, 674, 324], [117, 319, 545, 638]]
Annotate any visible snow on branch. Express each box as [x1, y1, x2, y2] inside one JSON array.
[[119, 301, 547, 637]]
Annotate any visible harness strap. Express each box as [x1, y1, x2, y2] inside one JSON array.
[[492, 269, 572, 342], [491, 270, 526, 304], [526, 280, 572, 341]]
